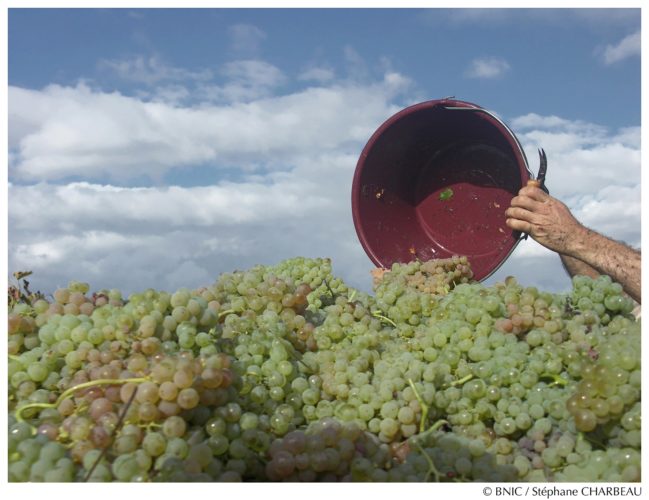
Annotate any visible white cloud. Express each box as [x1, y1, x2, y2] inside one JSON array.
[[148, 84, 191, 105], [601, 30, 641, 64], [10, 229, 211, 293], [465, 56, 510, 79], [511, 114, 640, 200], [98, 55, 212, 85], [9, 72, 410, 182], [222, 60, 283, 87], [97, 55, 286, 104], [228, 23, 267, 55], [8, 152, 365, 295], [7, 65, 640, 299], [511, 113, 606, 136], [9, 178, 334, 230], [611, 126, 641, 147], [572, 185, 641, 247], [195, 59, 286, 102]]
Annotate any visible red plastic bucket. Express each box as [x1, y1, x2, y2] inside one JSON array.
[[351, 98, 533, 282]]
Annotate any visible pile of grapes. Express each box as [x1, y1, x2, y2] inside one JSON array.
[[7, 256, 641, 482]]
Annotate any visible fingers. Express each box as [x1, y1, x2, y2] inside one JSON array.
[[505, 185, 554, 235], [505, 205, 536, 222], [505, 217, 531, 233], [508, 185, 552, 219], [509, 194, 543, 213]]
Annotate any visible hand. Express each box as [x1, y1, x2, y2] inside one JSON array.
[[506, 185, 641, 304], [505, 185, 584, 255]]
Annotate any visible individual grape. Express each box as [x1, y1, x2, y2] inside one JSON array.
[[26, 362, 49, 382], [162, 416, 187, 438], [111, 454, 140, 481], [177, 388, 200, 409], [165, 437, 189, 459]]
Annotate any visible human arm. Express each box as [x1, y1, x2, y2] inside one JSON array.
[[559, 255, 600, 281], [505, 185, 641, 303]]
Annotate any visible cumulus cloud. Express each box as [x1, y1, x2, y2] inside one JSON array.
[[7, 62, 640, 298], [148, 84, 191, 105], [465, 56, 510, 79], [7, 67, 412, 295], [9, 178, 334, 231], [8, 152, 367, 295], [601, 30, 641, 64], [8, 72, 410, 182], [511, 113, 606, 137], [510, 113, 640, 200]]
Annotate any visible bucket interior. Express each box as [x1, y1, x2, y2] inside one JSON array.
[[352, 102, 528, 281]]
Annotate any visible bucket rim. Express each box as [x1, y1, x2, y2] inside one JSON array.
[[351, 97, 532, 281]]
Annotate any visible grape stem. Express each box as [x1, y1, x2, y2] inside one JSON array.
[[416, 418, 450, 442], [15, 376, 149, 425], [413, 439, 442, 482], [218, 309, 237, 319], [371, 311, 397, 327], [409, 419, 450, 482], [407, 378, 429, 433], [447, 374, 474, 387]]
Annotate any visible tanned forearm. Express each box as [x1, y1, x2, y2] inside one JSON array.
[[506, 186, 641, 304], [560, 254, 600, 281], [564, 226, 641, 304]]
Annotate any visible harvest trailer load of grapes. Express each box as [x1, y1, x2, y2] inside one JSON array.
[[7, 100, 640, 483]]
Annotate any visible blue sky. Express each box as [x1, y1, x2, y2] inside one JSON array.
[[6, 6, 642, 297], [10, 8, 640, 133]]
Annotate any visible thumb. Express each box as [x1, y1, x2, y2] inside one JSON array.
[[521, 184, 550, 202]]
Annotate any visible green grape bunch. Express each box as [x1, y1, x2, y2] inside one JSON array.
[[7, 256, 640, 482]]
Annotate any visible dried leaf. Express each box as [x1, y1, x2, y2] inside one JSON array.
[[13, 271, 32, 280]]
